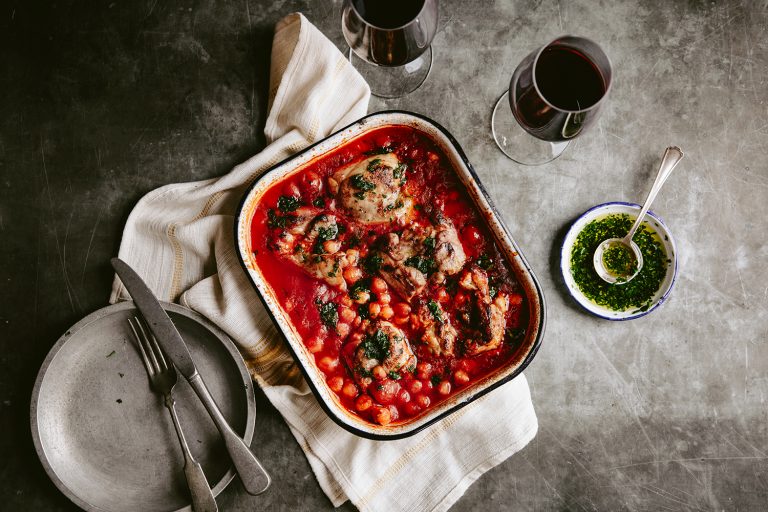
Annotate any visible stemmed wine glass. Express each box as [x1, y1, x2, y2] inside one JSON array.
[[342, 0, 438, 99], [492, 36, 612, 165]]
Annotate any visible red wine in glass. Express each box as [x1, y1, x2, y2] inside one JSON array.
[[342, 0, 438, 98], [493, 36, 612, 164]]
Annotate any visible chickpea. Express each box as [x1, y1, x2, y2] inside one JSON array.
[[403, 401, 421, 416], [398, 390, 411, 403], [379, 305, 394, 320], [318, 356, 339, 373], [371, 277, 388, 294], [369, 302, 381, 318], [355, 395, 373, 412], [353, 290, 371, 304], [437, 380, 452, 396], [409, 380, 423, 394], [342, 381, 359, 398], [509, 293, 524, 306], [378, 292, 391, 304], [393, 303, 411, 317], [327, 375, 344, 393], [454, 370, 470, 386], [432, 272, 446, 285], [436, 288, 449, 303], [306, 336, 323, 354], [393, 315, 409, 326], [343, 266, 363, 284], [372, 365, 387, 380], [353, 317, 362, 327], [339, 306, 356, 324], [373, 406, 392, 425], [416, 362, 432, 380], [340, 295, 353, 307], [322, 240, 341, 254], [416, 394, 431, 409], [345, 248, 360, 264], [336, 323, 350, 338]]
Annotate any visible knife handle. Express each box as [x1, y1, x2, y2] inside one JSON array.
[[188, 374, 271, 495]]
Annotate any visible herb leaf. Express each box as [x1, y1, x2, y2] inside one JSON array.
[[364, 253, 384, 274], [316, 301, 338, 328], [361, 329, 390, 361], [404, 255, 436, 275], [277, 195, 301, 213], [350, 174, 375, 192], [427, 299, 444, 324], [476, 253, 493, 270]]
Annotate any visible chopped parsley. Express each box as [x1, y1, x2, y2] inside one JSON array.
[[316, 300, 338, 328], [366, 158, 382, 172], [489, 286, 498, 299], [404, 255, 436, 275], [347, 234, 361, 248], [393, 164, 406, 180], [354, 191, 366, 200], [430, 375, 442, 387], [267, 209, 296, 229], [476, 253, 494, 270], [350, 174, 375, 192], [312, 197, 326, 208], [349, 278, 371, 300], [384, 199, 404, 211], [365, 145, 392, 155], [361, 329, 390, 361], [277, 195, 301, 213], [313, 223, 339, 254], [423, 236, 436, 255], [427, 299, 444, 324], [388, 371, 401, 380], [364, 253, 384, 274]]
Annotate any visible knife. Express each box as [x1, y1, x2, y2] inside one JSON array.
[[111, 257, 271, 495]]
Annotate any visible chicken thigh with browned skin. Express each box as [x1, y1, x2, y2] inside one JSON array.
[[374, 217, 467, 300], [328, 154, 412, 224], [458, 267, 510, 355]]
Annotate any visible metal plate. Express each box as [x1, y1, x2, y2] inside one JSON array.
[[234, 110, 546, 440], [30, 301, 256, 512]]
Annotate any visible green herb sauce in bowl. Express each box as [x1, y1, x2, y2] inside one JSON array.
[[560, 202, 677, 320]]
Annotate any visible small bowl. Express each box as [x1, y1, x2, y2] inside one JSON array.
[[560, 202, 678, 320]]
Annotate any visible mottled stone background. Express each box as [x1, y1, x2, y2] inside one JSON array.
[[1, 0, 767, 510]]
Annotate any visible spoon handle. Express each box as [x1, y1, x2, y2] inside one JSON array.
[[625, 146, 684, 242]]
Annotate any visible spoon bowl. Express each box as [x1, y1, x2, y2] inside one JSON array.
[[594, 146, 684, 284], [593, 237, 643, 284]]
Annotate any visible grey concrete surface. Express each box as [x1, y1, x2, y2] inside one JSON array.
[[1, 0, 766, 510]]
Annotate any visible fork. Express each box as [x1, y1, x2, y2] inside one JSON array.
[[129, 317, 218, 512]]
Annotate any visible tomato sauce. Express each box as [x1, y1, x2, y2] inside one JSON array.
[[250, 126, 528, 426]]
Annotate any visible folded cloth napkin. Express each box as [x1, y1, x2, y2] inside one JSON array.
[[110, 12, 538, 512]]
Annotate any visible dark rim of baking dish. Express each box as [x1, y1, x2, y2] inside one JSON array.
[[234, 110, 547, 440]]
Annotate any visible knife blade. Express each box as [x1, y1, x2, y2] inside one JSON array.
[[111, 257, 271, 495]]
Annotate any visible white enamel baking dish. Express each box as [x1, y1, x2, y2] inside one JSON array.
[[235, 111, 546, 440]]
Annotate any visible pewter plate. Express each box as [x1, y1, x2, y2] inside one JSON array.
[[31, 301, 256, 512]]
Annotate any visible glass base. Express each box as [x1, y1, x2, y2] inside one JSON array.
[[348, 46, 433, 99], [491, 91, 569, 165]]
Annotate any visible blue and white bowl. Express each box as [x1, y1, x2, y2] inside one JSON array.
[[560, 202, 678, 320]]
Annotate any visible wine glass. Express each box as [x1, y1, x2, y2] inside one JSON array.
[[492, 36, 612, 165], [341, 0, 439, 99]]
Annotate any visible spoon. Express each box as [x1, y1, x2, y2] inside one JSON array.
[[593, 146, 684, 284]]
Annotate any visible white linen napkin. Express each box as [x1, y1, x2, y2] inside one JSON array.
[[110, 12, 538, 512]]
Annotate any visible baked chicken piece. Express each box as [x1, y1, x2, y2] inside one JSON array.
[[458, 267, 510, 355], [328, 154, 412, 224], [344, 320, 417, 387], [415, 298, 458, 357], [273, 210, 352, 290], [375, 217, 467, 300]]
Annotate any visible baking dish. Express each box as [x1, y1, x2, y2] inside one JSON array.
[[235, 111, 545, 439]]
